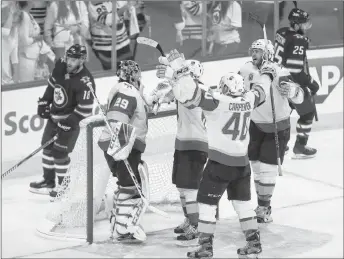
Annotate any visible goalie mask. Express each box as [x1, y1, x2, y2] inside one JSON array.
[[288, 8, 312, 35], [185, 59, 204, 80], [249, 39, 274, 67], [218, 72, 245, 97], [117, 60, 142, 90]]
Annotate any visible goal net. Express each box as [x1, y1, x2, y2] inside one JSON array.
[[36, 109, 181, 242]]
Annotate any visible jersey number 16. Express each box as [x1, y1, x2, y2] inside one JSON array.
[[222, 112, 251, 141]]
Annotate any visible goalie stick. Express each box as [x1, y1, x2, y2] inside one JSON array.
[[249, 12, 283, 176], [85, 84, 170, 218], [2, 134, 58, 179]]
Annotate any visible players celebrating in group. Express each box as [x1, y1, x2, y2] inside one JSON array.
[[29, 6, 315, 259]]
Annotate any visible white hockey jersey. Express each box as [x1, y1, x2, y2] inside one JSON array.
[[173, 76, 265, 167], [98, 82, 148, 153], [240, 61, 300, 133], [175, 102, 208, 153], [88, 1, 130, 51]]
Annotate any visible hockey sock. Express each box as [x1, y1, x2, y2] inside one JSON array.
[[232, 200, 258, 236], [183, 189, 199, 226], [42, 149, 55, 182], [178, 188, 188, 218], [54, 156, 71, 185], [295, 122, 312, 146], [257, 162, 277, 207], [198, 203, 217, 236]]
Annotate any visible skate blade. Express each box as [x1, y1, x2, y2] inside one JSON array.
[[175, 239, 199, 247], [291, 153, 316, 159], [29, 187, 53, 195]]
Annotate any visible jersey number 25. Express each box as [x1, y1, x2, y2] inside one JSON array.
[[222, 112, 251, 141]]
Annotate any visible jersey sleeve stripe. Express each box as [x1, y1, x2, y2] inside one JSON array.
[[286, 67, 302, 73], [286, 59, 304, 66]]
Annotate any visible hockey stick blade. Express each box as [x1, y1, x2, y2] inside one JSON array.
[[249, 12, 264, 28], [137, 37, 165, 57]]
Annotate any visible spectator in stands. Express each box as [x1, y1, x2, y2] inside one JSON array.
[[30, 1, 50, 36], [17, 1, 48, 82], [207, 1, 242, 57], [44, 0, 89, 60], [174, 1, 203, 59], [1, 2, 19, 84]]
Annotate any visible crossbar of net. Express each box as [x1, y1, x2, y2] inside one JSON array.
[[41, 111, 180, 239]]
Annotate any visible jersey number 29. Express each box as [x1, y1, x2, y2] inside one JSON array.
[[222, 112, 251, 141]]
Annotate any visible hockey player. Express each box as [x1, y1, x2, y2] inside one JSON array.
[[156, 59, 208, 243], [274, 7, 319, 158], [156, 49, 266, 258], [30, 44, 95, 198], [240, 39, 304, 223], [97, 60, 161, 242]]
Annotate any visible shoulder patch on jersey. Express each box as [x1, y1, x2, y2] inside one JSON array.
[[53, 84, 68, 108], [249, 73, 253, 81]]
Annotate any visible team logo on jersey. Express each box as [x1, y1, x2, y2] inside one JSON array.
[[53, 84, 68, 108], [249, 73, 253, 81]]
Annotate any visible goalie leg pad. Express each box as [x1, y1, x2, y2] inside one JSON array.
[[113, 185, 147, 241]]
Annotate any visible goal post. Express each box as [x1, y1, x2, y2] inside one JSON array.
[[36, 109, 182, 243]]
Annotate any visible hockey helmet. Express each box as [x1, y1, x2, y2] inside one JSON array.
[[249, 39, 274, 62], [66, 44, 87, 59], [288, 8, 312, 30], [117, 60, 142, 88], [185, 59, 204, 79], [218, 72, 245, 97]]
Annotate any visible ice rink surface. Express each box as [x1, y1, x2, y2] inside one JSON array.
[[2, 126, 343, 258]]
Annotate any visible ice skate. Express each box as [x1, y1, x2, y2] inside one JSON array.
[[292, 143, 317, 159], [174, 217, 190, 234], [187, 235, 213, 258], [176, 224, 199, 247], [237, 231, 262, 258], [255, 206, 273, 223], [29, 179, 55, 195]]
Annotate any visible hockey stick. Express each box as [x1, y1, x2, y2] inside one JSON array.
[[2, 134, 58, 179], [249, 12, 283, 176], [86, 84, 169, 218], [136, 36, 167, 113], [304, 56, 319, 122]]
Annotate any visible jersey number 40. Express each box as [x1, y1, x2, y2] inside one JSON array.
[[222, 112, 251, 141]]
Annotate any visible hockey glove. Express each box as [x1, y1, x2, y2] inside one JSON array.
[[57, 121, 72, 133], [37, 98, 51, 119], [156, 64, 174, 80], [107, 121, 136, 161], [167, 49, 185, 70], [154, 81, 175, 104], [278, 80, 301, 99]]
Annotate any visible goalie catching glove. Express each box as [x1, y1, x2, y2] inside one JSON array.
[[107, 121, 137, 161]]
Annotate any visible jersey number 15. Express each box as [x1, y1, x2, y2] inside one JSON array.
[[222, 112, 251, 141]]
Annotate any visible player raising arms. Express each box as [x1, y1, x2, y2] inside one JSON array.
[[240, 39, 304, 223], [155, 58, 208, 244], [274, 8, 319, 158], [97, 60, 163, 242], [157, 50, 266, 258], [30, 44, 95, 198]]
